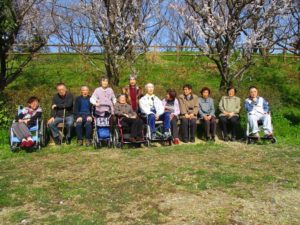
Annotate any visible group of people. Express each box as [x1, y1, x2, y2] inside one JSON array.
[[11, 74, 274, 148]]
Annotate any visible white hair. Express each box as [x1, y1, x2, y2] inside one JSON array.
[[80, 85, 89, 90], [145, 83, 154, 89]]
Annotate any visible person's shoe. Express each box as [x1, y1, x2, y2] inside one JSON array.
[[136, 137, 144, 142], [231, 136, 236, 142], [66, 138, 71, 145], [250, 132, 260, 138], [205, 136, 210, 142], [151, 133, 157, 140], [77, 140, 83, 146], [54, 137, 61, 145], [20, 141, 27, 148], [190, 137, 195, 143], [224, 136, 229, 142], [264, 133, 273, 139], [163, 132, 171, 139], [129, 137, 136, 142], [26, 140, 34, 147], [86, 139, 93, 147], [173, 138, 180, 145], [182, 139, 189, 143], [211, 136, 216, 142]]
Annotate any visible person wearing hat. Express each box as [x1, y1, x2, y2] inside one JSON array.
[[122, 74, 142, 112], [219, 86, 241, 141], [114, 94, 144, 142]]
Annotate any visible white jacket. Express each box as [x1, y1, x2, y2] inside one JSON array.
[[139, 94, 164, 116]]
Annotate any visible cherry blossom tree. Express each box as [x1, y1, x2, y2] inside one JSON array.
[[0, 0, 55, 92], [171, 0, 291, 89], [53, 0, 165, 86]]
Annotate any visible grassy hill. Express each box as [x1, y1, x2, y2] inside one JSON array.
[[1, 53, 299, 144]]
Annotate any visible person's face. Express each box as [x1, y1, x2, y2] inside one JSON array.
[[29, 100, 39, 110], [249, 88, 258, 98], [118, 95, 127, 104], [202, 90, 209, 99], [129, 78, 136, 86], [183, 87, 192, 96], [81, 87, 89, 97], [101, 79, 109, 88], [165, 93, 170, 100], [228, 89, 235, 97], [57, 85, 67, 96], [147, 85, 154, 95]]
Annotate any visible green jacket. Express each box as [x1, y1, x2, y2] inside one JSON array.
[[219, 96, 241, 117]]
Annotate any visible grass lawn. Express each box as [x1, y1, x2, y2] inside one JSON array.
[[0, 141, 299, 224]]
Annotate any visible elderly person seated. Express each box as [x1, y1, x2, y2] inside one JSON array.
[[48, 83, 74, 145], [114, 94, 144, 142], [12, 96, 42, 148], [74, 86, 93, 146], [199, 87, 216, 142], [162, 89, 180, 144], [178, 84, 199, 143], [244, 86, 273, 138], [219, 87, 241, 141], [139, 83, 168, 140]]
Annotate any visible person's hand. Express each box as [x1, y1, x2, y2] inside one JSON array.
[[123, 114, 129, 118], [207, 115, 212, 120], [76, 117, 83, 123], [48, 117, 54, 124], [87, 116, 93, 122], [252, 97, 257, 102], [95, 101, 101, 107], [229, 112, 234, 117], [170, 113, 174, 120], [185, 114, 190, 119], [51, 104, 57, 110], [155, 115, 160, 120], [190, 114, 195, 119]]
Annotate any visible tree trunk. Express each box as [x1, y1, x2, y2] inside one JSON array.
[[104, 51, 120, 86]]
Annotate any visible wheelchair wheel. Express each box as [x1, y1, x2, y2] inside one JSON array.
[[40, 121, 47, 147]]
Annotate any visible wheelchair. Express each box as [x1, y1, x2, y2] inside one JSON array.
[[113, 115, 150, 148], [92, 105, 114, 149], [245, 113, 277, 144], [9, 106, 46, 151], [143, 114, 173, 146]]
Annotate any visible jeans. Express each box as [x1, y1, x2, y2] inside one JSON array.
[[76, 115, 92, 140], [49, 115, 74, 138], [148, 112, 171, 134]]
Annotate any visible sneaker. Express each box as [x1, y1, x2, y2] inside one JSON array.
[[77, 140, 83, 146], [264, 133, 273, 139], [54, 137, 61, 145], [205, 136, 210, 142], [164, 132, 171, 138], [211, 136, 216, 142], [224, 136, 229, 142], [173, 138, 180, 145], [86, 139, 92, 147], [190, 137, 195, 143], [20, 141, 27, 148], [26, 140, 34, 147], [250, 133, 260, 138], [151, 133, 157, 140]]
